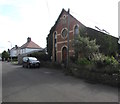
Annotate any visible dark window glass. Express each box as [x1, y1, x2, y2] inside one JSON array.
[[74, 25, 79, 35], [55, 39, 56, 43], [54, 32, 57, 39], [62, 28, 68, 38]]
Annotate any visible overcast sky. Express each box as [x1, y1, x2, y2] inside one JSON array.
[[0, 0, 119, 53]]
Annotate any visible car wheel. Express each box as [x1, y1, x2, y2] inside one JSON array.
[[28, 64, 31, 68]]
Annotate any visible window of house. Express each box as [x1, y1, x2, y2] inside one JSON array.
[[54, 32, 57, 46], [54, 39, 56, 43], [54, 32, 57, 62], [60, 15, 67, 20], [61, 28, 68, 39], [54, 32, 57, 39], [63, 15, 66, 19], [74, 25, 79, 36], [55, 43, 57, 48]]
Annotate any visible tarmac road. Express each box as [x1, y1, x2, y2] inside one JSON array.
[[2, 62, 119, 102]]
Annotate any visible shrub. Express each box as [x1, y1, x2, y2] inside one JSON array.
[[73, 35, 100, 60], [28, 52, 50, 61], [40, 61, 51, 68], [100, 74, 119, 87], [92, 53, 119, 69], [70, 56, 76, 63], [77, 58, 91, 65], [40, 61, 62, 69], [71, 65, 87, 78], [104, 56, 119, 66], [12, 58, 18, 62], [92, 53, 105, 68], [52, 62, 62, 69], [85, 72, 102, 83], [2, 51, 10, 61]]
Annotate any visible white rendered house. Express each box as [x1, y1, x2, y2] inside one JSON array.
[[20, 37, 43, 55], [10, 37, 43, 58]]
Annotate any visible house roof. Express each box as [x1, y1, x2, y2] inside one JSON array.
[[11, 47, 20, 50], [54, 8, 85, 29], [21, 38, 41, 49], [54, 9, 116, 36]]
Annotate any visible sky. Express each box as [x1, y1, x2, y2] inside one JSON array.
[[0, 0, 119, 53]]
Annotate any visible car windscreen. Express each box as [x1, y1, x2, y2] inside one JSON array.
[[28, 57, 37, 61]]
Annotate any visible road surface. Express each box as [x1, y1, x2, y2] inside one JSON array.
[[2, 62, 119, 102]]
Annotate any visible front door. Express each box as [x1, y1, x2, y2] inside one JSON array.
[[62, 47, 67, 64]]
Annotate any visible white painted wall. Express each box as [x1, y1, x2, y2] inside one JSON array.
[[10, 48, 43, 57], [21, 48, 42, 54], [10, 49, 16, 57], [10, 48, 21, 57]]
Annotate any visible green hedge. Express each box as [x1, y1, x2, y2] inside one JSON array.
[[40, 61, 62, 69], [70, 64, 120, 87], [28, 52, 50, 61], [84, 27, 119, 56]]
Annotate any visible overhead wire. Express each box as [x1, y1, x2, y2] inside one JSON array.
[[70, 10, 110, 34], [44, 0, 52, 28]]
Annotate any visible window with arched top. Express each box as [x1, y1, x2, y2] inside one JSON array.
[[54, 32, 57, 39], [74, 25, 79, 36], [54, 31, 57, 62], [54, 32, 57, 48]]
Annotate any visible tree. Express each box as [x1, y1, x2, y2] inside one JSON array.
[[73, 33, 100, 60], [83, 27, 119, 56], [2, 50, 10, 61], [46, 26, 56, 60]]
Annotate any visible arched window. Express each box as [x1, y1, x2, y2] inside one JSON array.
[[74, 25, 79, 36], [54, 32, 57, 47], [61, 28, 68, 39], [54, 32, 57, 39], [62, 46, 67, 63], [54, 31, 57, 61]]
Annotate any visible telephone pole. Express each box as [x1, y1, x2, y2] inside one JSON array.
[[8, 41, 12, 62], [67, 8, 70, 68]]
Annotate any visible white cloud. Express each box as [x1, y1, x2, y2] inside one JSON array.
[[0, 0, 119, 53], [0, 0, 50, 52]]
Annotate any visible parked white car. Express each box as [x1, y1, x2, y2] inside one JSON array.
[[0, 57, 2, 61], [22, 57, 40, 68]]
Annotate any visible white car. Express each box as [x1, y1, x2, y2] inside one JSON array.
[[22, 57, 40, 68], [0, 57, 2, 61]]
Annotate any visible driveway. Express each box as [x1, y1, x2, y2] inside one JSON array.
[[2, 62, 119, 102]]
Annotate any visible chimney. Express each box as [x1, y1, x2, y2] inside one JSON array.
[[8, 49, 10, 54], [27, 37, 31, 43], [15, 45, 18, 49], [68, 8, 70, 14]]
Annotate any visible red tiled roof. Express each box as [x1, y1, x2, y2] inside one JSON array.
[[21, 40, 41, 49]]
